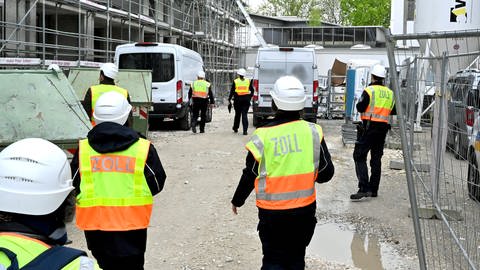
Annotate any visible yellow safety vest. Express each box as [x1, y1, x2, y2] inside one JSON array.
[[192, 79, 211, 98], [90, 84, 128, 125], [360, 85, 394, 123], [0, 233, 99, 269], [234, 78, 250, 96], [76, 138, 153, 231], [245, 120, 323, 210]]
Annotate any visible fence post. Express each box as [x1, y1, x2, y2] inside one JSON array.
[[384, 28, 427, 270]]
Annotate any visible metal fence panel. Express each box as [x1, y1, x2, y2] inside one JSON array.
[[385, 29, 480, 270]]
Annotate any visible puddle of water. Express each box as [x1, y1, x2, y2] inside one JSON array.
[[307, 223, 407, 269]]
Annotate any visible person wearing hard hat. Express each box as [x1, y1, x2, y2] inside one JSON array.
[[228, 68, 254, 135], [82, 62, 130, 126], [231, 76, 335, 268], [188, 70, 215, 133], [70, 91, 166, 270], [350, 64, 396, 201], [0, 138, 100, 269]]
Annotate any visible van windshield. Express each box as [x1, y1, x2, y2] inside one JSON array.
[[118, 53, 174, 82], [258, 62, 313, 84]]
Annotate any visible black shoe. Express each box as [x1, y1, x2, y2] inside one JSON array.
[[192, 126, 197, 133], [243, 131, 248, 135], [200, 130, 205, 133], [233, 128, 238, 133], [350, 191, 372, 201], [371, 192, 378, 197]]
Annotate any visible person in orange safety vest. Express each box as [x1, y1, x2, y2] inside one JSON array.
[[188, 70, 215, 133], [228, 68, 254, 135], [71, 91, 166, 270], [82, 62, 131, 126], [231, 76, 335, 269], [350, 64, 396, 201]]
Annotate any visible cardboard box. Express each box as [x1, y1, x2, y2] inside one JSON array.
[[331, 58, 347, 86]]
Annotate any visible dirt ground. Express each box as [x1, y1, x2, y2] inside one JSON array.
[[67, 106, 420, 269]]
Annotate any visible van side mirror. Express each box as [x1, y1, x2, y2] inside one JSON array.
[[185, 81, 191, 86], [313, 64, 318, 69]]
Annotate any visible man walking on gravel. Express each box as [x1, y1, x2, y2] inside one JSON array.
[[231, 76, 335, 269]]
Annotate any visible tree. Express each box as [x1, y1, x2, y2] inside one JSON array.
[[256, 0, 314, 18], [316, 0, 343, 25], [340, 0, 391, 27]]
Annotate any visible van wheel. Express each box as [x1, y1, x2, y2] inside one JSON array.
[[468, 154, 480, 202], [206, 106, 213, 123], [178, 107, 192, 130]]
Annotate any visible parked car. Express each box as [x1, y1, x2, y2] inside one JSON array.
[[467, 111, 480, 202], [447, 69, 480, 159]]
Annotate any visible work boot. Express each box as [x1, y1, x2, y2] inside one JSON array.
[[192, 125, 197, 133], [200, 129, 205, 133], [243, 131, 248, 135], [233, 128, 238, 133], [350, 191, 372, 201]]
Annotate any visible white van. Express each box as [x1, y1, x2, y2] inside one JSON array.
[[114, 42, 204, 130], [252, 47, 319, 126]]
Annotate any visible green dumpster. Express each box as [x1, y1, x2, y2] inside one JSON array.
[[0, 69, 91, 150], [68, 68, 152, 138]]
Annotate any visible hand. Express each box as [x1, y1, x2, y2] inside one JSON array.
[[231, 204, 238, 215]]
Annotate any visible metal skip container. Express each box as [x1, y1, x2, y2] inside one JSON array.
[[0, 69, 91, 150], [68, 68, 152, 138]]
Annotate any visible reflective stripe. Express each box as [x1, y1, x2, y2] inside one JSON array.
[[308, 122, 320, 172], [256, 188, 315, 200]]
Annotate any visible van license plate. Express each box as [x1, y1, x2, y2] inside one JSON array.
[[261, 95, 271, 102]]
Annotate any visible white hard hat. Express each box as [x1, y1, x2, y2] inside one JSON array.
[[237, 68, 246, 77], [0, 138, 73, 215], [197, 70, 206, 78], [371, 64, 386, 78], [100, 63, 118, 80], [93, 91, 132, 125], [47, 64, 61, 72], [270, 76, 306, 111]]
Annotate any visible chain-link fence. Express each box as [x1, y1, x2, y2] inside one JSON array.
[[386, 29, 480, 270]]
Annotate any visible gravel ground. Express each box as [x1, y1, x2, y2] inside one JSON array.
[[67, 106, 420, 269]]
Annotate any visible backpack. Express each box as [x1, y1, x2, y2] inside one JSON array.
[[0, 246, 86, 270]]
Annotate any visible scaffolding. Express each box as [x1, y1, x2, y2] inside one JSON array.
[[0, 0, 250, 100]]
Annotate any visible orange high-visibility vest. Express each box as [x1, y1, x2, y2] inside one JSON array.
[[90, 84, 128, 125], [360, 85, 394, 123], [76, 138, 153, 231], [234, 78, 250, 96], [192, 79, 211, 98], [245, 120, 323, 210]]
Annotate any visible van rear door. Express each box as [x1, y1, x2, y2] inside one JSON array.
[[118, 45, 177, 104], [285, 50, 315, 108], [257, 50, 287, 107]]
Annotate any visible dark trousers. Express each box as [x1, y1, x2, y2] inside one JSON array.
[[91, 251, 145, 270], [353, 125, 389, 194], [233, 99, 250, 132], [258, 213, 317, 269], [191, 98, 208, 132]]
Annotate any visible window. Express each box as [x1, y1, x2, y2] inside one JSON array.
[[119, 53, 175, 83]]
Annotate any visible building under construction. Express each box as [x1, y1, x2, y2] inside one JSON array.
[[0, 0, 251, 97]]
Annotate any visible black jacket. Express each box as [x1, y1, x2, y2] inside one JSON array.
[[228, 77, 254, 103], [70, 122, 166, 256], [231, 113, 335, 217]]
